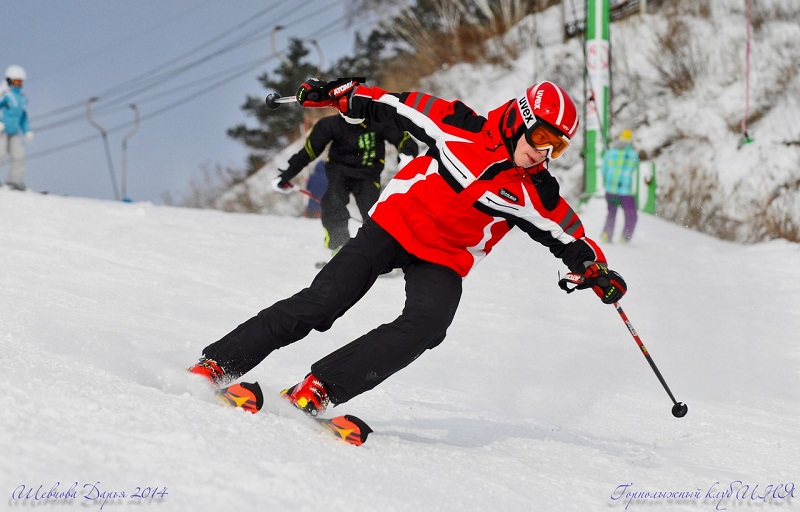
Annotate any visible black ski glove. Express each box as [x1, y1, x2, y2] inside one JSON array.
[[558, 262, 627, 304], [271, 173, 298, 194], [296, 78, 332, 108]]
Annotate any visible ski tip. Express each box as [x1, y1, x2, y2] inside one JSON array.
[[240, 381, 265, 411], [344, 415, 373, 443], [321, 414, 373, 446], [217, 381, 264, 414]]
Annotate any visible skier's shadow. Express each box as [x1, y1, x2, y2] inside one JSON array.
[[370, 416, 658, 462], [370, 416, 549, 447]]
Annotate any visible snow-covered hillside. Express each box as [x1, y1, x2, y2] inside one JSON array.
[[1, 188, 798, 511]]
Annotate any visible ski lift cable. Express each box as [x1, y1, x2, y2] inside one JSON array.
[[32, 2, 347, 127], [31, 0, 286, 122], [34, 0, 218, 82], [35, 7, 351, 136], [28, 56, 273, 162], [29, 12, 353, 164]]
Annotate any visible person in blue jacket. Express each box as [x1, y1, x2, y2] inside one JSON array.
[[601, 129, 640, 243], [303, 160, 328, 219], [0, 65, 34, 191]]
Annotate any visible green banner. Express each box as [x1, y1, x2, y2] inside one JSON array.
[[636, 160, 657, 214], [584, 0, 611, 196]]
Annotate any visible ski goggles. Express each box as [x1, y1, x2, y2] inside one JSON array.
[[525, 121, 571, 159]]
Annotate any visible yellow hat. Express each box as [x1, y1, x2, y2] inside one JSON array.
[[619, 129, 633, 142]]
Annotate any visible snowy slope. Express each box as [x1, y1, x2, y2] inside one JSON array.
[[1, 188, 798, 512]]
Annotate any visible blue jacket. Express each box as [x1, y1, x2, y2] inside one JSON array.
[[0, 86, 30, 136], [601, 143, 638, 195]]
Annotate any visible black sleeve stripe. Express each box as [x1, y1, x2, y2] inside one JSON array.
[[558, 206, 582, 237]]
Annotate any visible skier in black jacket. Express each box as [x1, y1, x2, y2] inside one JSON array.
[[272, 113, 418, 255]]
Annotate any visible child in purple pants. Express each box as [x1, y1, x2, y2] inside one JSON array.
[[601, 130, 639, 243]]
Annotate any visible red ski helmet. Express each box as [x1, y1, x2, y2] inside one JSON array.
[[501, 81, 578, 159]]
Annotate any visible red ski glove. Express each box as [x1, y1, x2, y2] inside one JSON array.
[[296, 77, 364, 113], [582, 263, 627, 304], [558, 263, 627, 304], [325, 77, 361, 113], [296, 79, 333, 108]]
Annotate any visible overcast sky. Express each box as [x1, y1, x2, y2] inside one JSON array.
[[4, 1, 365, 203]]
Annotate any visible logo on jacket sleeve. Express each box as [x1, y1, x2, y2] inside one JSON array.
[[498, 188, 519, 203]]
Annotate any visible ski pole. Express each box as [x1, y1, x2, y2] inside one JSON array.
[[298, 188, 322, 203], [265, 93, 297, 110], [613, 302, 688, 418], [557, 272, 687, 417]]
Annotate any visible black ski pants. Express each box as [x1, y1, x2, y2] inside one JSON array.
[[202, 220, 462, 404], [320, 170, 381, 251]]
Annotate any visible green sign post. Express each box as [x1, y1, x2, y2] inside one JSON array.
[[584, 0, 611, 197]]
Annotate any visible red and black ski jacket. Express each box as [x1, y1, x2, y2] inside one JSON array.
[[346, 85, 606, 278]]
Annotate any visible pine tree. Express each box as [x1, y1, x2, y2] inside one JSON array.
[[329, 30, 389, 84], [227, 38, 320, 175]]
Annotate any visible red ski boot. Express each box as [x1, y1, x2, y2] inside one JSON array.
[[187, 358, 225, 386], [281, 373, 330, 417]]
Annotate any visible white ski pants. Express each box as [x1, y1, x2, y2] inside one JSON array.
[[0, 133, 26, 187]]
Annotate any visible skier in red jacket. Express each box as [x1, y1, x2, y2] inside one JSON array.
[[190, 78, 626, 416]]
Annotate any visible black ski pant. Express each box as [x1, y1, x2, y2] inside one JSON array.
[[201, 220, 462, 404], [320, 170, 381, 251]]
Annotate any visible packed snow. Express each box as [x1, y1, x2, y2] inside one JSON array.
[[1, 188, 797, 512]]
